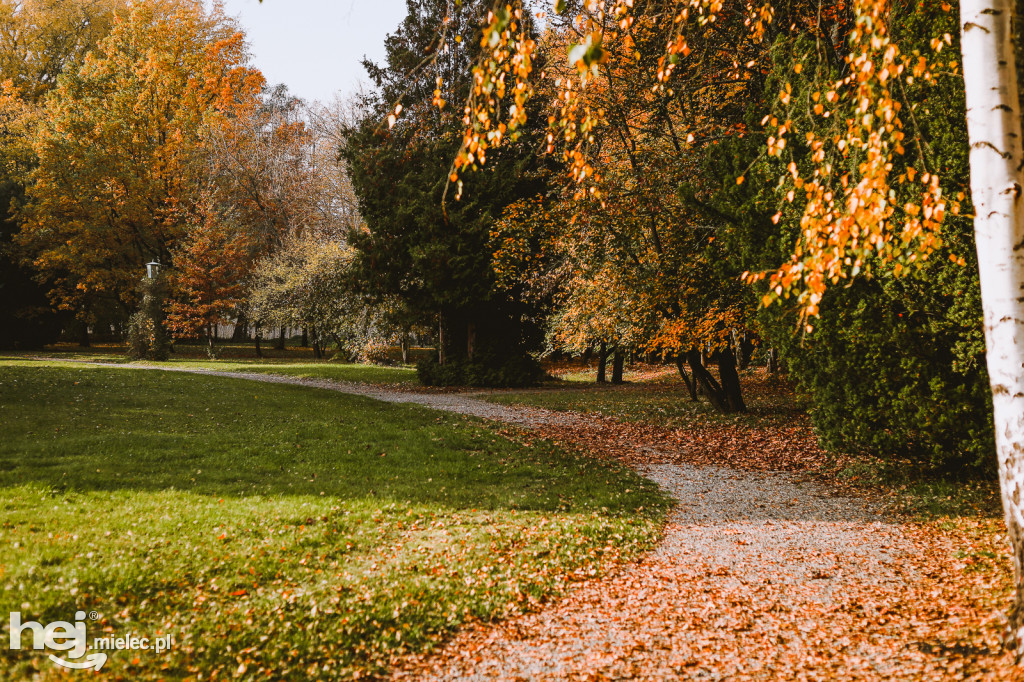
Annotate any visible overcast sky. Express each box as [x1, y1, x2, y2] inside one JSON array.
[[214, 0, 409, 104]]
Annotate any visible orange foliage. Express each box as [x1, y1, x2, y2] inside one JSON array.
[[747, 0, 950, 324], [446, 0, 951, 323], [165, 197, 256, 338], [17, 0, 264, 319]]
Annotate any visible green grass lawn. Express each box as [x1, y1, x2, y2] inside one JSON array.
[[162, 359, 419, 385], [0, 361, 668, 680], [8, 344, 420, 385]]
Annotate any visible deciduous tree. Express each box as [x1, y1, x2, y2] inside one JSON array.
[[247, 234, 413, 361], [0, 0, 126, 104], [16, 0, 263, 328], [164, 198, 255, 356], [0, 0, 128, 347], [958, 0, 1024, 653]]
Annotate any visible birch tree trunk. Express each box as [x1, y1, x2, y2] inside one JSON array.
[[960, 0, 1024, 656]]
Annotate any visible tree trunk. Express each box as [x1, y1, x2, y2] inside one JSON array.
[[401, 332, 409, 365], [232, 312, 249, 342], [78, 323, 90, 347], [675, 353, 698, 401], [254, 324, 263, 359], [961, 0, 1024, 656], [330, 333, 347, 359], [738, 336, 755, 370], [611, 349, 624, 384], [597, 340, 608, 383], [311, 327, 322, 359], [302, 327, 309, 348], [275, 326, 286, 350], [438, 312, 446, 365], [686, 348, 732, 413], [766, 347, 779, 374], [467, 321, 476, 360], [716, 346, 746, 413]]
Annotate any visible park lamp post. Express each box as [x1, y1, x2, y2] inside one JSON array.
[[145, 259, 161, 279]]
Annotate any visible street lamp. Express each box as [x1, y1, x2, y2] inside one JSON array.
[[146, 259, 161, 279]]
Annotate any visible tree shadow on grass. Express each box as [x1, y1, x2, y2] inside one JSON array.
[[0, 364, 667, 516]]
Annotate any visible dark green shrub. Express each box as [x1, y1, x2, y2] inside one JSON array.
[[417, 353, 544, 388], [416, 357, 463, 386], [684, 0, 995, 476], [771, 276, 994, 476]]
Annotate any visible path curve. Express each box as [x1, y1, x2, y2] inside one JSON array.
[[38, 361, 946, 678], [172, 367, 592, 428], [394, 463, 920, 680]]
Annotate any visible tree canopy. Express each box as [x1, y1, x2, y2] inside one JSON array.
[[343, 0, 555, 383], [16, 0, 263, 326]]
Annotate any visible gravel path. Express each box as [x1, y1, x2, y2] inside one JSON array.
[[49, 362, 592, 428], [396, 464, 917, 681], [182, 369, 592, 427], [41, 361, 926, 678]]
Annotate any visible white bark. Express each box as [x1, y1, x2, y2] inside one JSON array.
[[961, 0, 1024, 657]]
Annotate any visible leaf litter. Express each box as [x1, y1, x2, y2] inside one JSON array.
[[389, 379, 1019, 679]]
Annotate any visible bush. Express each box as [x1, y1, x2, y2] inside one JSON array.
[[416, 357, 463, 386], [769, 275, 994, 476], [359, 337, 395, 366], [417, 353, 544, 388], [126, 277, 170, 361]]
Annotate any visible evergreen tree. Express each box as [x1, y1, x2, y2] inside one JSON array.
[[343, 0, 553, 385]]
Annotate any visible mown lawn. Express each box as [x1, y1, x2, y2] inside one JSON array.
[[0, 361, 668, 679], [163, 359, 419, 385], [9, 346, 420, 385]]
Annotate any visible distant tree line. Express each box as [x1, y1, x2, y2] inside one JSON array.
[[0, 0, 416, 363]]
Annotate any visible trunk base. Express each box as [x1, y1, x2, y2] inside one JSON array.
[[597, 341, 608, 384], [611, 349, 624, 384]]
